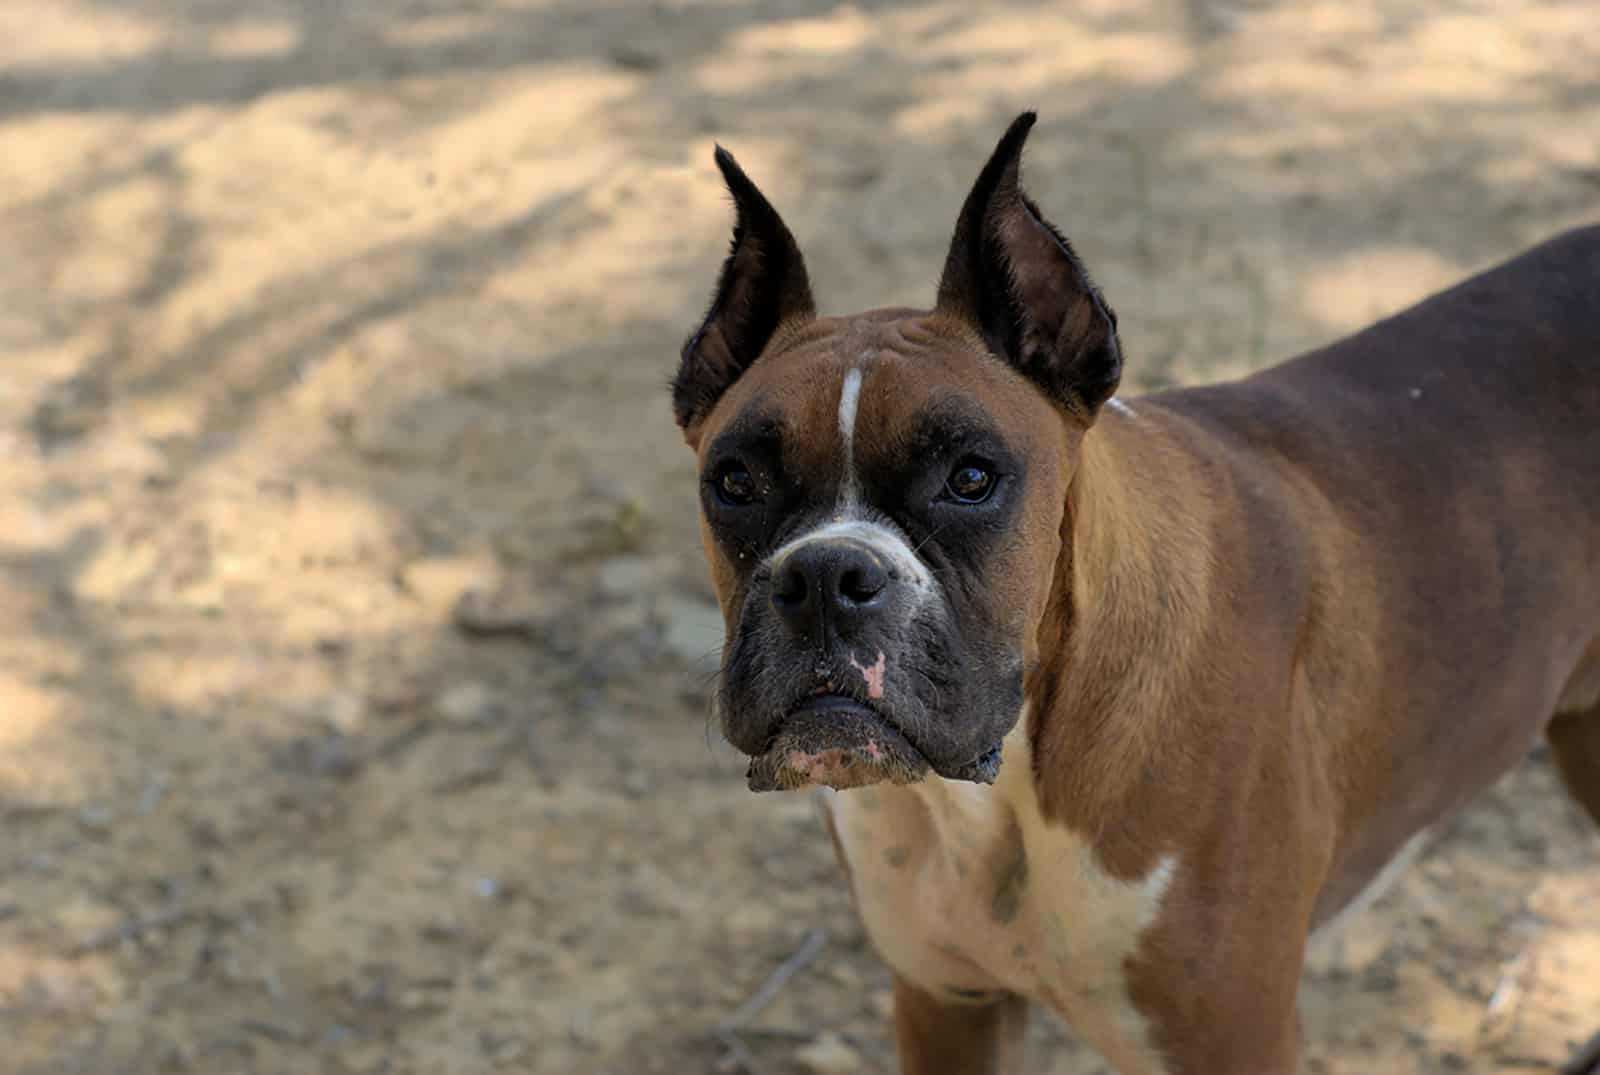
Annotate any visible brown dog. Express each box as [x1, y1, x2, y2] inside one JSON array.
[[672, 113, 1600, 1074]]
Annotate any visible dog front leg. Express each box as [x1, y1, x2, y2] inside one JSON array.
[[891, 975, 1029, 1075]]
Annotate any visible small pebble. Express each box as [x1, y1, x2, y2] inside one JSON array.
[[480, 1031, 528, 1062], [421, 916, 463, 942], [77, 802, 115, 835], [137, 773, 170, 815], [323, 1024, 359, 1047], [315, 635, 350, 657], [403, 556, 500, 616], [432, 752, 504, 795], [795, 1031, 862, 1074], [325, 691, 367, 735], [452, 584, 546, 638], [619, 768, 655, 800], [337, 1042, 391, 1073], [311, 735, 362, 780], [608, 46, 663, 72], [582, 475, 630, 504], [435, 682, 498, 725], [726, 904, 779, 935]]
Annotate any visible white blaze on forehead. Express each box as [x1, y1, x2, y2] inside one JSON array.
[[837, 367, 864, 507], [769, 519, 934, 594], [766, 367, 938, 605]]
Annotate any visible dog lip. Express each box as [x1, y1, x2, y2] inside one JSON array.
[[747, 697, 929, 792], [790, 692, 872, 717], [745, 694, 1003, 792]]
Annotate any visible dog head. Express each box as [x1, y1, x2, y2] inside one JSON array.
[[673, 114, 1121, 791]]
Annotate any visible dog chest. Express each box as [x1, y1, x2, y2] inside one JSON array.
[[819, 723, 1179, 1074]]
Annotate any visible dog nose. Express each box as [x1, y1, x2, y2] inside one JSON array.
[[772, 540, 889, 635]]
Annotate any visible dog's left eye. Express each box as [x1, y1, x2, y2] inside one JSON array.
[[944, 461, 996, 504], [713, 462, 759, 506]]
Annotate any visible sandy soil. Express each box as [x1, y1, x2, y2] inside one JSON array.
[[2, 1, 1598, 1072]]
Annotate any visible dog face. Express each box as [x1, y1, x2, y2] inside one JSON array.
[[674, 114, 1122, 791]]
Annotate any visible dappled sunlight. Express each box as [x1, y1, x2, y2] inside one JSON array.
[[0, 675, 70, 775], [0, 0, 170, 65], [2, 0, 1597, 1072], [725, 4, 879, 56], [38, 175, 174, 305], [914, 11, 1195, 86], [203, 16, 300, 60]]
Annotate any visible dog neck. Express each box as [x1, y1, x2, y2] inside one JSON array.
[[1025, 402, 1221, 857], [874, 403, 1220, 874], [839, 402, 1223, 880]]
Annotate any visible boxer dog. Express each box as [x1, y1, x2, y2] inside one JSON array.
[[671, 113, 1600, 1074]]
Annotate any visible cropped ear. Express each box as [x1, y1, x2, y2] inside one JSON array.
[[936, 113, 1121, 417], [673, 147, 815, 433]]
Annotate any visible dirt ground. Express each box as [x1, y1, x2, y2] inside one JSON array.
[[2, 1, 1598, 1072]]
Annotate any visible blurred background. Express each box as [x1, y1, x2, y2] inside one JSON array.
[[2, 1, 1598, 1073]]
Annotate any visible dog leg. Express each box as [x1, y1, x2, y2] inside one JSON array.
[[1548, 696, 1600, 1073], [892, 975, 1029, 1075], [1563, 1030, 1600, 1075], [1548, 704, 1600, 827]]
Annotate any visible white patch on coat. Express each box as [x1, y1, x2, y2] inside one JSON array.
[[768, 518, 934, 594], [821, 709, 1178, 1075], [837, 367, 864, 507]]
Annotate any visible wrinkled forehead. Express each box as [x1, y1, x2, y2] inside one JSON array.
[[698, 312, 1057, 474]]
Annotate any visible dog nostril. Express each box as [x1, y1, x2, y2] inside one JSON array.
[[839, 564, 886, 604], [774, 564, 808, 607]]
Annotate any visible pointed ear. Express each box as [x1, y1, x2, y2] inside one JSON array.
[[673, 147, 816, 433], [936, 113, 1121, 417]]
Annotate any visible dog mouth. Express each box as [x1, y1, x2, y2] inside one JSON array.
[[745, 693, 1003, 793]]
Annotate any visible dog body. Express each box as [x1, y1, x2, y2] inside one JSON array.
[[673, 114, 1600, 1073]]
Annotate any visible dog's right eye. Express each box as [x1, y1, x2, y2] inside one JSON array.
[[941, 459, 998, 505], [712, 462, 758, 506]]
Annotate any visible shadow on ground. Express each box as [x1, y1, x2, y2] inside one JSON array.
[[2, 1, 1598, 1072]]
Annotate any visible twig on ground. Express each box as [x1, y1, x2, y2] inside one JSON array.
[[711, 927, 828, 1075], [713, 1028, 766, 1075], [730, 1026, 816, 1042], [1483, 950, 1531, 1021], [376, 718, 434, 759], [718, 927, 828, 1032]]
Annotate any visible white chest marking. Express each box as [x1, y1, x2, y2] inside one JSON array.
[[837, 367, 864, 508], [820, 715, 1178, 1075]]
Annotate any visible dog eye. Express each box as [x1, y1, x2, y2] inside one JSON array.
[[713, 462, 758, 506], [944, 461, 996, 504]]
